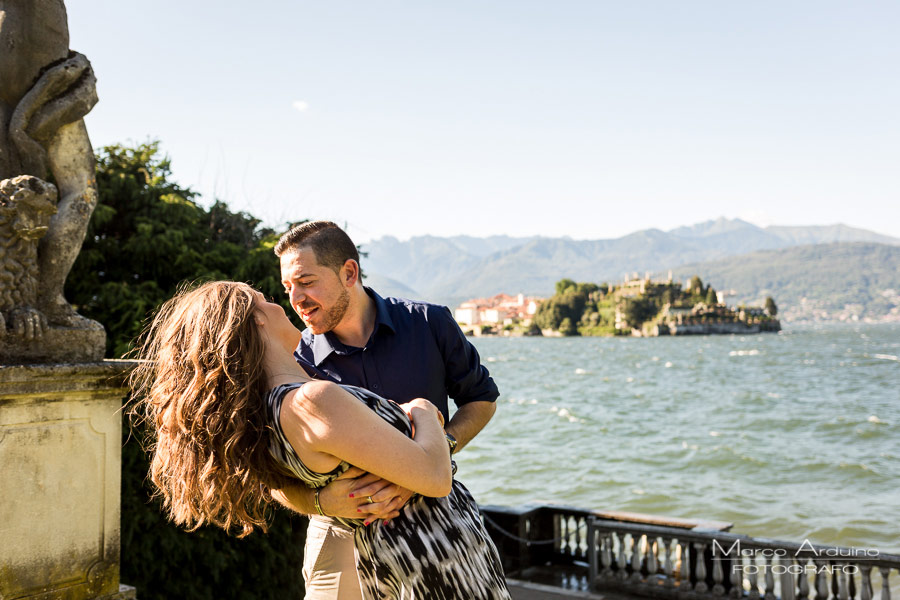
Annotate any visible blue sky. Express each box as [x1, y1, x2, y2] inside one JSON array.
[[70, 1, 899, 242]]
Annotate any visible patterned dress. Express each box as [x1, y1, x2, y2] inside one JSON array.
[[266, 382, 511, 600]]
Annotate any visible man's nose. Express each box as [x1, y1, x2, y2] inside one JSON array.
[[290, 286, 305, 306]]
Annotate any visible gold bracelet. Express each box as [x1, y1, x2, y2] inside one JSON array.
[[314, 488, 327, 516]]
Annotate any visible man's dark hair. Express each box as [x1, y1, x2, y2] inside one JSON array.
[[274, 221, 360, 273]]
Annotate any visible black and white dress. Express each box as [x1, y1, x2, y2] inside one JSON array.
[[266, 382, 511, 600]]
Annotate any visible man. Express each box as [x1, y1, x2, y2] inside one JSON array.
[[271, 221, 499, 600]]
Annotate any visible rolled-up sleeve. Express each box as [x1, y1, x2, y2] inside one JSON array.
[[429, 305, 499, 408]]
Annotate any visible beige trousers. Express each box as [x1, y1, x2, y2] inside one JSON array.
[[303, 517, 364, 600]]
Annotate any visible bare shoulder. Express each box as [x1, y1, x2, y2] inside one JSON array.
[[285, 380, 345, 412]]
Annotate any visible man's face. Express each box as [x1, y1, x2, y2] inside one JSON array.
[[280, 247, 351, 334]]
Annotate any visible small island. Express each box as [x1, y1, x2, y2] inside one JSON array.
[[457, 273, 780, 337]]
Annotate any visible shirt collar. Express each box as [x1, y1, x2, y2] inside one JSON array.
[[307, 287, 395, 366]]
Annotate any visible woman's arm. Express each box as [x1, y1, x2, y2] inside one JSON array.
[[279, 381, 452, 498]]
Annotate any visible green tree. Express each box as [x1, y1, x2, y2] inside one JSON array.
[[67, 143, 297, 357], [534, 279, 597, 331], [559, 317, 577, 336], [689, 275, 704, 294], [765, 296, 778, 316], [623, 297, 656, 327], [705, 286, 717, 305], [66, 143, 306, 600], [555, 278, 577, 295]]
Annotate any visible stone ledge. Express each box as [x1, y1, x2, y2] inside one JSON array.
[[0, 320, 106, 364], [0, 360, 139, 398]]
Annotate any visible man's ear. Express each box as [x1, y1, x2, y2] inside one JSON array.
[[341, 259, 360, 287]]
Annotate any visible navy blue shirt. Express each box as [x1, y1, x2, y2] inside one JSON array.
[[294, 288, 499, 421]]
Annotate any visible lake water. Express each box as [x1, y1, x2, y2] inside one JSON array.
[[457, 323, 900, 553]]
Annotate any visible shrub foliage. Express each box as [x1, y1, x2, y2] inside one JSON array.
[[66, 143, 307, 600]]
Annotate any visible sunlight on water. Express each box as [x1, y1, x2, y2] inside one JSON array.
[[456, 323, 900, 553]]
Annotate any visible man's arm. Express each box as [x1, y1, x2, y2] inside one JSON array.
[[431, 305, 499, 442], [445, 400, 496, 452]]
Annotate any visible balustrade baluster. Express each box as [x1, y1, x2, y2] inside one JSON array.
[[798, 558, 810, 600], [730, 554, 744, 599], [764, 554, 776, 600], [879, 567, 891, 600], [574, 517, 580, 553], [781, 556, 796, 600], [630, 534, 644, 582], [664, 538, 676, 588], [578, 516, 587, 558], [617, 533, 629, 581], [601, 533, 614, 580], [571, 516, 578, 556], [815, 561, 829, 600], [748, 555, 761, 600], [648, 536, 658, 576], [695, 542, 710, 594], [838, 564, 850, 600], [833, 564, 842, 600], [858, 566, 872, 600], [712, 544, 725, 596], [848, 566, 857, 600], [587, 519, 598, 586], [681, 540, 691, 587]]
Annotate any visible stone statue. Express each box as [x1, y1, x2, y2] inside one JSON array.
[[0, 0, 105, 362]]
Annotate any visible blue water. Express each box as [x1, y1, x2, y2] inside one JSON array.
[[457, 323, 900, 553]]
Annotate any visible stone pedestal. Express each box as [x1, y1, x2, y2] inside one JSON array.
[[0, 361, 137, 600]]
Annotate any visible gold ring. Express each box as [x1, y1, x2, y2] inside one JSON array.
[[367, 495, 375, 504]]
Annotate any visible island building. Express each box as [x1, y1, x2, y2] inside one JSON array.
[[612, 273, 779, 336], [455, 293, 543, 328]]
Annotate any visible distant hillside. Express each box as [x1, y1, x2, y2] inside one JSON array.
[[766, 224, 900, 246], [671, 243, 900, 322], [361, 219, 899, 307], [360, 272, 420, 300]]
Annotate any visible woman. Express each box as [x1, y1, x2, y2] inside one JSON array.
[[130, 281, 511, 600]]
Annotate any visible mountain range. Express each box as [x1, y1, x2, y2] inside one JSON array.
[[360, 218, 900, 321]]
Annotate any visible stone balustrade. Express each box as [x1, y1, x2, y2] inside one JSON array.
[[480, 504, 899, 600]]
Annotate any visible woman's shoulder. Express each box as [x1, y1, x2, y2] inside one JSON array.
[[287, 379, 341, 406], [279, 380, 369, 420]]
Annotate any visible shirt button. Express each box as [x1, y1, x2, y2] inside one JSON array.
[[373, 384, 379, 389]]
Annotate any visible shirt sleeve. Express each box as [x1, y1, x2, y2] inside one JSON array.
[[428, 305, 500, 408]]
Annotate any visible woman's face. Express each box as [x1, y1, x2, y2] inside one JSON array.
[[252, 291, 302, 354]]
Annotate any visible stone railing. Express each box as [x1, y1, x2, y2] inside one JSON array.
[[480, 504, 899, 600]]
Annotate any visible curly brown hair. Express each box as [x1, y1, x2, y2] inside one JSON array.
[[129, 281, 288, 537]]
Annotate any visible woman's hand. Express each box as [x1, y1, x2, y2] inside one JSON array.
[[401, 398, 444, 432]]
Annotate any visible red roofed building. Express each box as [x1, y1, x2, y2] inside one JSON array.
[[455, 293, 542, 326]]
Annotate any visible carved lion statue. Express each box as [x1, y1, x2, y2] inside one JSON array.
[[0, 176, 58, 340]]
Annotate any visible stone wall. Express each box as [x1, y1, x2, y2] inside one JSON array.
[[0, 361, 137, 600]]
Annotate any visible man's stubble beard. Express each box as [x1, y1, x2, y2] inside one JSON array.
[[319, 286, 351, 333]]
